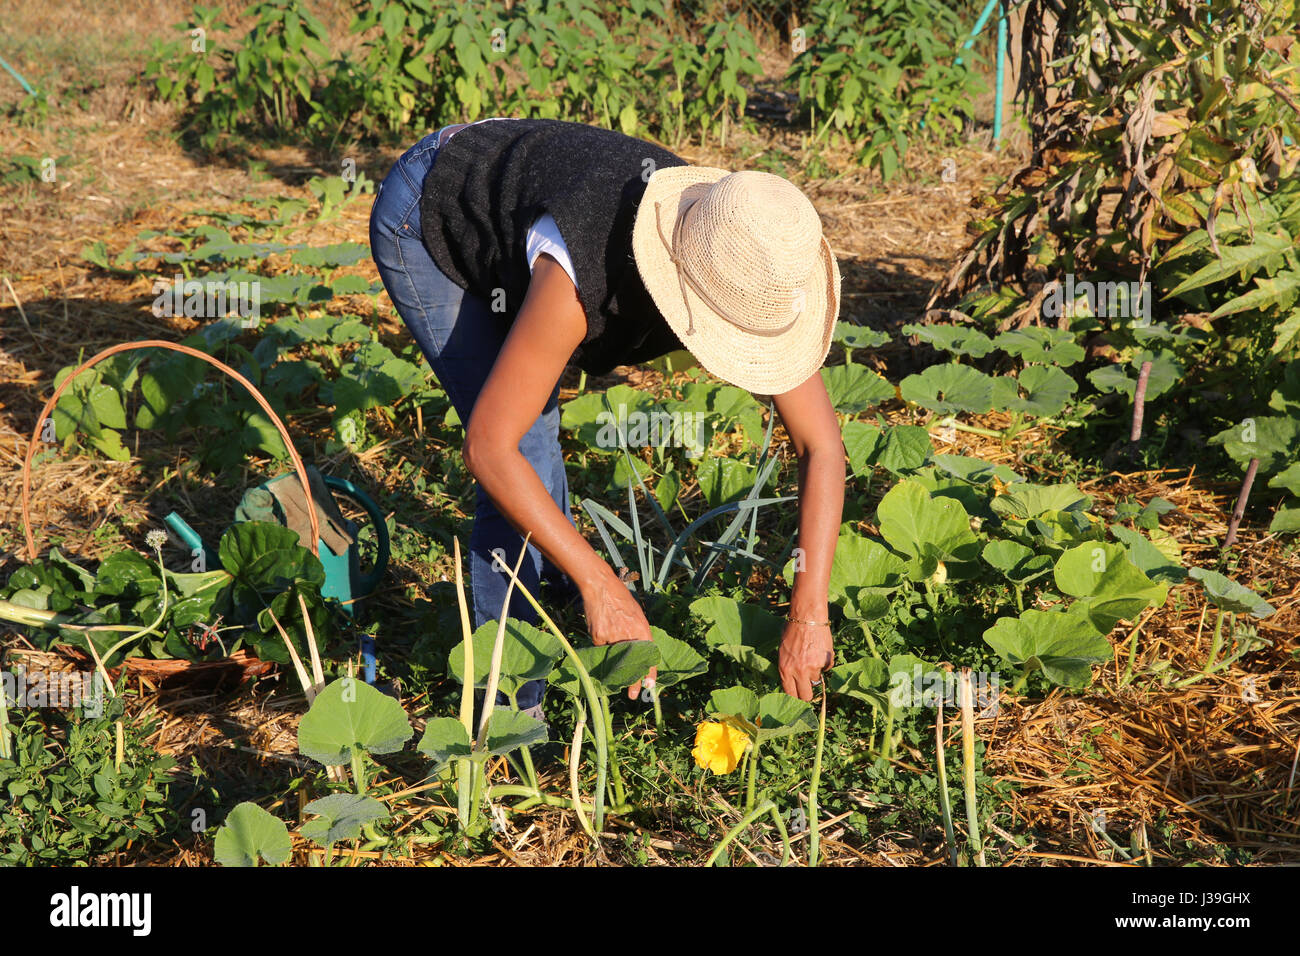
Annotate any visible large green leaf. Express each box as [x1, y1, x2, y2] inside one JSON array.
[[1187, 567, 1275, 618], [691, 596, 783, 651], [842, 420, 882, 477], [649, 626, 708, 689], [983, 606, 1111, 688], [932, 454, 1021, 485], [990, 482, 1092, 519], [999, 364, 1077, 416], [1265, 362, 1300, 418], [482, 708, 549, 755], [1019, 508, 1105, 553], [299, 793, 389, 847], [980, 539, 1052, 583], [784, 531, 904, 598], [1108, 524, 1185, 584], [416, 708, 547, 771], [1208, 415, 1300, 473], [550, 640, 660, 697], [448, 618, 563, 697], [213, 802, 292, 867], [783, 531, 904, 619], [899, 364, 995, 415], [826, 654, 890, 707], [754, 691, 816, 741], [884, 653, 945, 708], [1053, 542, 1168, 631], [95, 551, 162, 598], [291, 242, 370, 269], [834, 321, 891, 350], [1086, 351, 1182, 402], [900, 323, 995, 357], [297, 678, 413, 766], [877, 479, 980, 575], [1269, 505, 1300, 534], [708, 684, 759, 721], [1267, 461, 1300, 496], [696, 457, 755, 507], [218, 521, 325, 613], [875, 425, 933, 474], [820, 364, 895, 413], [992, 327, 1085, 366], [690, 596, 783, 679], [416, 717, 473, 771], [561, 384, 662, 452]]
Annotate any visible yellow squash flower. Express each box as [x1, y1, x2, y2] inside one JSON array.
[[692, 720, 750, 774]]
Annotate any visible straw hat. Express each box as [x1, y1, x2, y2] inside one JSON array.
[[631, 166, 841, 395]]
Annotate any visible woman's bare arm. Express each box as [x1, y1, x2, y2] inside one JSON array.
[[461, 255, 655, 697], [771, 370, 845, 700]]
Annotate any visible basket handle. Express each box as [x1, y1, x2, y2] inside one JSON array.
[[21, 339, 319, 562]]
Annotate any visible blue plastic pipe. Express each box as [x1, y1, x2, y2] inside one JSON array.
[[957, 0, 1001, 66], [360, 635, 377, 684], [994, 1, 1007, 145], [0, 53, 35, 96], [954, 0, 1008, 146]]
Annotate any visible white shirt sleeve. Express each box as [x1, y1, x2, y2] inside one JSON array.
[[525, 212, 579, 291]]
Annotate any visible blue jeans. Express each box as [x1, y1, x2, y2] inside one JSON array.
[[369, 128, 576, 710]]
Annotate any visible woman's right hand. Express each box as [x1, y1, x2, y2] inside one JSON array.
[[581, 569, 657, 700]]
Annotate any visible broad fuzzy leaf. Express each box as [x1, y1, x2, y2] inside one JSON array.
[[983, 606, 1111, 688], [708, 684, 759, 722], [900, 323, 995, 357], [877, 480, 980, 574], [1188, 567, 1275, 618], [213, 802, 291, 867], [834, 321, 891, 350], [874, 425, 933, 474], [297, 678, 413, 766], [820, 364, 895, 413], [992, 327, 1085, 365], [448, 618, 563, 697], [1108, 524, 1185, 584], [990, 482, 1092, 519], [900, 364, 995, 415], [649, 626, 708, 689], [1053, 542, 1168, 631], [550, 640, 660, 697], [1208, 415, 1300, 473], [299, 793, 388, 847], [1000, 364, 1077, 416], [417, 717, 473, 771]]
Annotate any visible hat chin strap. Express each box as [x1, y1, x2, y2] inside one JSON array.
[[654, 199, 802, 338]]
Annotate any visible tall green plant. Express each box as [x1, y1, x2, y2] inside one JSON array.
[[788, 0, 982, 179]]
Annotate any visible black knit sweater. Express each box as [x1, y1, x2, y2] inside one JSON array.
[[418, 118, 686, 375]]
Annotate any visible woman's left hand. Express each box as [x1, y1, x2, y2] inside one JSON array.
[[778, 621, 834, 701]]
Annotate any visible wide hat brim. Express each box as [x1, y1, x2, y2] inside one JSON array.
[[631, 165, 841, 395]]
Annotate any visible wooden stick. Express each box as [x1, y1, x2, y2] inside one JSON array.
[[1223, 457, 1260, 550]]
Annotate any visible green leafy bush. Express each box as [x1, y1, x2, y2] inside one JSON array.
[[787, 0, 983, 178], [0, 696, 177, 864]]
